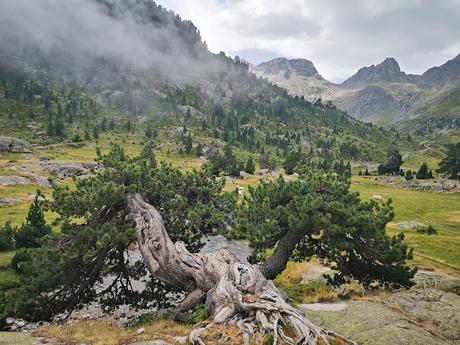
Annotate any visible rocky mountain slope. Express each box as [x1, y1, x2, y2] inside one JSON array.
[[253, 54, 460, 140], [0, 0, 408, 164], [251, 57, 340, 102]]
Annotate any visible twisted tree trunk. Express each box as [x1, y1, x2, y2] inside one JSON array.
[[126, 193, 356, 345]]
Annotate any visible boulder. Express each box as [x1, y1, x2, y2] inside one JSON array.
[[301, 262, 334, 285], [0, 175, 33, 186], [413, 270, 460, 295], [0, 136, 33, 153], [394, 221, 426, 229], [40, 161, 88, 179], [35, 176, 51, 188], [0, 197, 23, 207]]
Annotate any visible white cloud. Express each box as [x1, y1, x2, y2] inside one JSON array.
[[157, 0, 460, 82]]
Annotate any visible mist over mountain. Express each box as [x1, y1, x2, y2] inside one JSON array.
[[0, 0, 407, 166], [0, 0, 209, 80]]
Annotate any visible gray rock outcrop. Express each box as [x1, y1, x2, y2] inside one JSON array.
[[0, 137, 33, 153], [40, 161, 88, 179], [0, 197, 23, 207], [300, 287, 460, 345], [0, 175, 33, 186]]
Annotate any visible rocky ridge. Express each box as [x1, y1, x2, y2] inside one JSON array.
[[253, 54, 460, 129]]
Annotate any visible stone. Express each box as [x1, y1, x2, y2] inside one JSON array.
[[40, 161, 88, 179], [35, 176, 51, 188], [0, 197, 23, 207], [394, 221, 426, 229], [239, 171, 250, 179], [128, 341, 173, 345], [173, 336, 188, 344], [0, 136, 33, 153], [300, 262, 334, 285], [0, 175, 33, 186], [413, 270, 460, 295], [137, 327, 145, 334], [299, 287, 460, 345], [371, 194, 384, 202]]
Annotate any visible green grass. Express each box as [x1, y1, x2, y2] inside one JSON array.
[[0, 270, 19, 289], [0, 251, 15, 268], [352, 176, 460, 273], [401, 151, 440, 171], [0, 251, 18, 290]]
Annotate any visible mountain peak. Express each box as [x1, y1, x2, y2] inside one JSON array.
[[342, 57, 409, 88], [380, 57, 400, 69], [253, 57, 319, 79]]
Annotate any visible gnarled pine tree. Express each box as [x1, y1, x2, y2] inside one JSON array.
[[2, 146, 413, 344]]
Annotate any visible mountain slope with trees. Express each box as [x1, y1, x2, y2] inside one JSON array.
[[254, 54, 460, 142]]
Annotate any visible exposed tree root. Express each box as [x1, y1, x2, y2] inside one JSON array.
[[127, 193, 357, 345]]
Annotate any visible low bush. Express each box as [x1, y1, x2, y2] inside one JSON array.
[[416, 224, 438, 235]]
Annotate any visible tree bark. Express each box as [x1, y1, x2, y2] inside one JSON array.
[[127, 193, 356, 345], [261, 227, 307, 280]]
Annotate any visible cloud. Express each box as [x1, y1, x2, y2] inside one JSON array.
[[157, 0, 460, 82], [0, 0, 211, 83]]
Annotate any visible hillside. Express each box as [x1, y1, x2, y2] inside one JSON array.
[[253, 55, 460, 141], [0, 0, 407, 165]]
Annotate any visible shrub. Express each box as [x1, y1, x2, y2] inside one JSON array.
[[405, 170, 413, 181], [416, 224, 438, 235], [0, 221, 15, 251], [416, 163, 433, 179], [188, 304, 210, 324], [279, 281, 337, 304], [14, 196, 52, 249]]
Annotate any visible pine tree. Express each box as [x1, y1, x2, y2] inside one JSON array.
[[416, 163, 433, 179], [93, 126, 99, 140], [14, 195, 52, 248], [84, 129, 91, 141], [195, 143, 203, 156], [183, 133, 193, 154], [234, 169, 414, 286], [54, 120, 65, 139], [405, 170, 413, 180], [244, 156, 255, 174], [0, 221, 15, 251], [437, 143, 460, 179]]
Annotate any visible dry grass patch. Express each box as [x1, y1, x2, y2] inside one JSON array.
[[34, 320, 192, 345]]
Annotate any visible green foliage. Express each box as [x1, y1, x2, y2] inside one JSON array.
[[405, 170, 414, 180], [14, 195, 52, 249], [259, 151, 276, 170], [187, 304, 210, 324], [378, 149, 403, 175], [195, 143, 203, 156], [3, 145, 236, 321], [283, 150, 303, 175], [416, 163, 433, 179], [437, 143, 460, 179], [207, 144, 242, 177], [0, 221, 15, 251], [278, 281, 335, 305], [244, 156, 255, 174], [234, 167, 414, 287], [126, 312, 159, 328], [416, 224, 438, 235], [0, 270, 20, 290]]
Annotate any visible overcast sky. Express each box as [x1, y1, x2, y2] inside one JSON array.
[[156, 0, 460, 82]]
